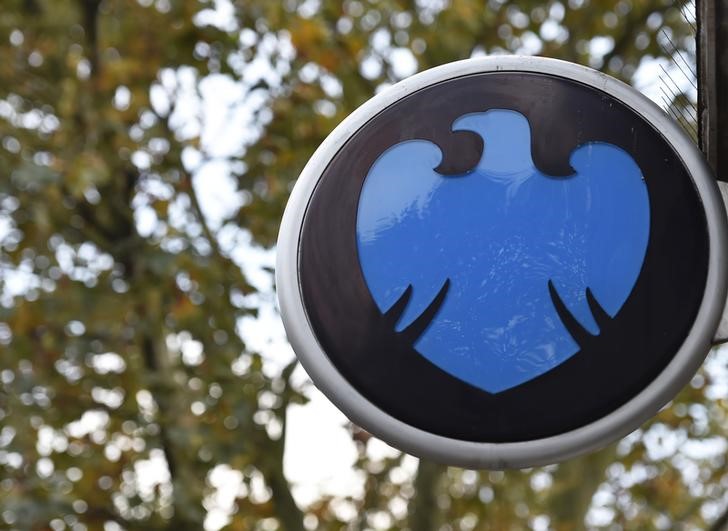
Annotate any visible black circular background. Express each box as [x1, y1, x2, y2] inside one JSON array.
[[299, 72, 709, 443]]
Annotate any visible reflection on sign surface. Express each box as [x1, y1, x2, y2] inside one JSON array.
[[356, 109, 650, 392]]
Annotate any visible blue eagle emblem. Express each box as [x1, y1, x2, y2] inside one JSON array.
[[356, 109, 650, 393]]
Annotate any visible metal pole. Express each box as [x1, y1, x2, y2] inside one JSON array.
[[698, 0, 728, 182], [698, 0, 728, 350]]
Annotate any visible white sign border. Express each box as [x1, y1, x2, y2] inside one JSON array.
[[276, 56, 728, 469]]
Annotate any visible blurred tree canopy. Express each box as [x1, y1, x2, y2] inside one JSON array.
[[0, 0, 722, 530]]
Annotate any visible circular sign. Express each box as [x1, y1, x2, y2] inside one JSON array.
[[276, 57, 728, 468]]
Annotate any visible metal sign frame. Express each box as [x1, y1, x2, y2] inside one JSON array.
[[276, 56, 727, 469]]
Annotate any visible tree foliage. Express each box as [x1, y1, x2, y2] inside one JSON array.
[[0, 0, 721, 530]]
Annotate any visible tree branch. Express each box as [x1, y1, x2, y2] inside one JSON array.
[[80, 0, 103, 79], [709, 505, 728, 531], [256, 360, 305, 531]]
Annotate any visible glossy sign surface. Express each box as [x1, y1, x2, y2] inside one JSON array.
[[278, 58, 726, 468], [298, 70, 709, 443], [357, 109, 650, 392]]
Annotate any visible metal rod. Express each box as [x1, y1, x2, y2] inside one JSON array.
[[659, 66, 698, 124], [681, 4, 697, 34], [660, 88, 699, 137], [660, 29, 699, 88]]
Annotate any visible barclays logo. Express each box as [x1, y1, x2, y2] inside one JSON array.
[[356, 109, 650, 392], [280, 60, 719, 464]]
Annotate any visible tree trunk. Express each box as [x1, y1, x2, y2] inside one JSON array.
[[547, 445, 617, 531], [409, 459, 446, 531]]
